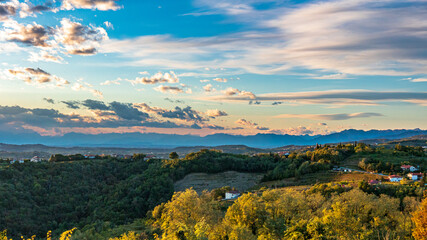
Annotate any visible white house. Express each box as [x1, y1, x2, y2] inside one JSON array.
[[10, 159, 25, 164], [401, 165, 418, 172], [389, 175, 403, 182], [225, 191, 241, 200], [408, 173, 423, 180], [30, 156, 42, 162]]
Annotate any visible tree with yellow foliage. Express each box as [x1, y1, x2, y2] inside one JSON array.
[[224, 192, 266, 236], [109, 232, 142, 240], [412, 197, 427, 240], [153, 188, 222, 240], [0, 229, 75, 240], [0, 230, 9, 240]]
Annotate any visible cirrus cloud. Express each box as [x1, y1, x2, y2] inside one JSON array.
[[274, 112, 384, 121]]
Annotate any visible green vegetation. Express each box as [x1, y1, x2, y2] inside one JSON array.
[[262, 144, 354, 181], [354, 144, 426, 174], [0, 149, 283, 239], [0, 143, 425, 240], [0, 158, 173, 239]]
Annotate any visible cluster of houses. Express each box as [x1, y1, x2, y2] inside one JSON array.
[[109, 154, 133, 159], [8, 156, 45, 164], [5, 153, 159, 164], [388, 165, 424, 182]]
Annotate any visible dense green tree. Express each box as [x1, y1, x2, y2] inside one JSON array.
[[169, 152, 179, 160]]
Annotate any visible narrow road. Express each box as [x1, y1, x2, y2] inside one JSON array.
[[338, 167, 388, 177]]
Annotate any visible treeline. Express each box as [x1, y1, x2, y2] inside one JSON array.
[[262, 144, 355, 181], [164, 149, 281, 181], [48, 153, 146, 162]]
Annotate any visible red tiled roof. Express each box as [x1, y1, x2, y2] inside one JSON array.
[[227, 191, 240, 194]]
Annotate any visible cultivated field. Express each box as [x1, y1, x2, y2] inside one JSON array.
[[174, 171, 264, 193]]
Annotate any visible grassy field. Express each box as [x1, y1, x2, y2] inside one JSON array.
[[174, 171, 264, 193]]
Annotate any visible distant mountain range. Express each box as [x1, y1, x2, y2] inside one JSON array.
[[0, 128, 426, 148]]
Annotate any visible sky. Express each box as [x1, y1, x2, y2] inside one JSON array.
[[0, 0, 426, 137]]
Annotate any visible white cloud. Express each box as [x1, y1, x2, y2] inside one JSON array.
[[0, 18, 108, 57], [55, 18, 108, 55], [213, 77, 227, 82], [130, 71, 179, 85], [310, 73, 351, 80], [203, 83, 214, 92], [411, 78, 427, 83], [62, 0, 122, 11], [7, 67, 69, 87], [222, 87, 256, 99], [72, 79, 103, 98], [103, 21, 114, 29], [154, 85, 184, 94], [206, 109, 227, 117], [100, 78, 122, 86], [28, 50, 64, 63], [235, 118, 269, 130]]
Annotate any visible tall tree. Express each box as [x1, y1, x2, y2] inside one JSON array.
[[412, 197, 427, 240]]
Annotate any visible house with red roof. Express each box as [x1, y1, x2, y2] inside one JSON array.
[[401, 165, 418, 172], [407, 173, 424, 180], [225, 191, 241, 200], [389, 175, 403, 182]]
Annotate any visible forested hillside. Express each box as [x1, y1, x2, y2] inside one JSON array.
[[0, 150, 286, 239], [0, 144, 426, 239]]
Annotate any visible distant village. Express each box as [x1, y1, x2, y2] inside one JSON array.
[[1, 153, 158, 164]]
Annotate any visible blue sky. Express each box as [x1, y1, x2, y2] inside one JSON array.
[[0, 0, 426, 137]]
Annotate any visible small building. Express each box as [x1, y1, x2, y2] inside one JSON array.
[[401, 165, 418, 172], [408, 173, 424, 180], [30, 156, 42, 163], [277, 151, 290, 156], [225, 191, 241, 200], [9, 159, 21, 164], [84, 155, 96, 159], [369, 180, 379, 185], [389, 175, 403, 182]]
